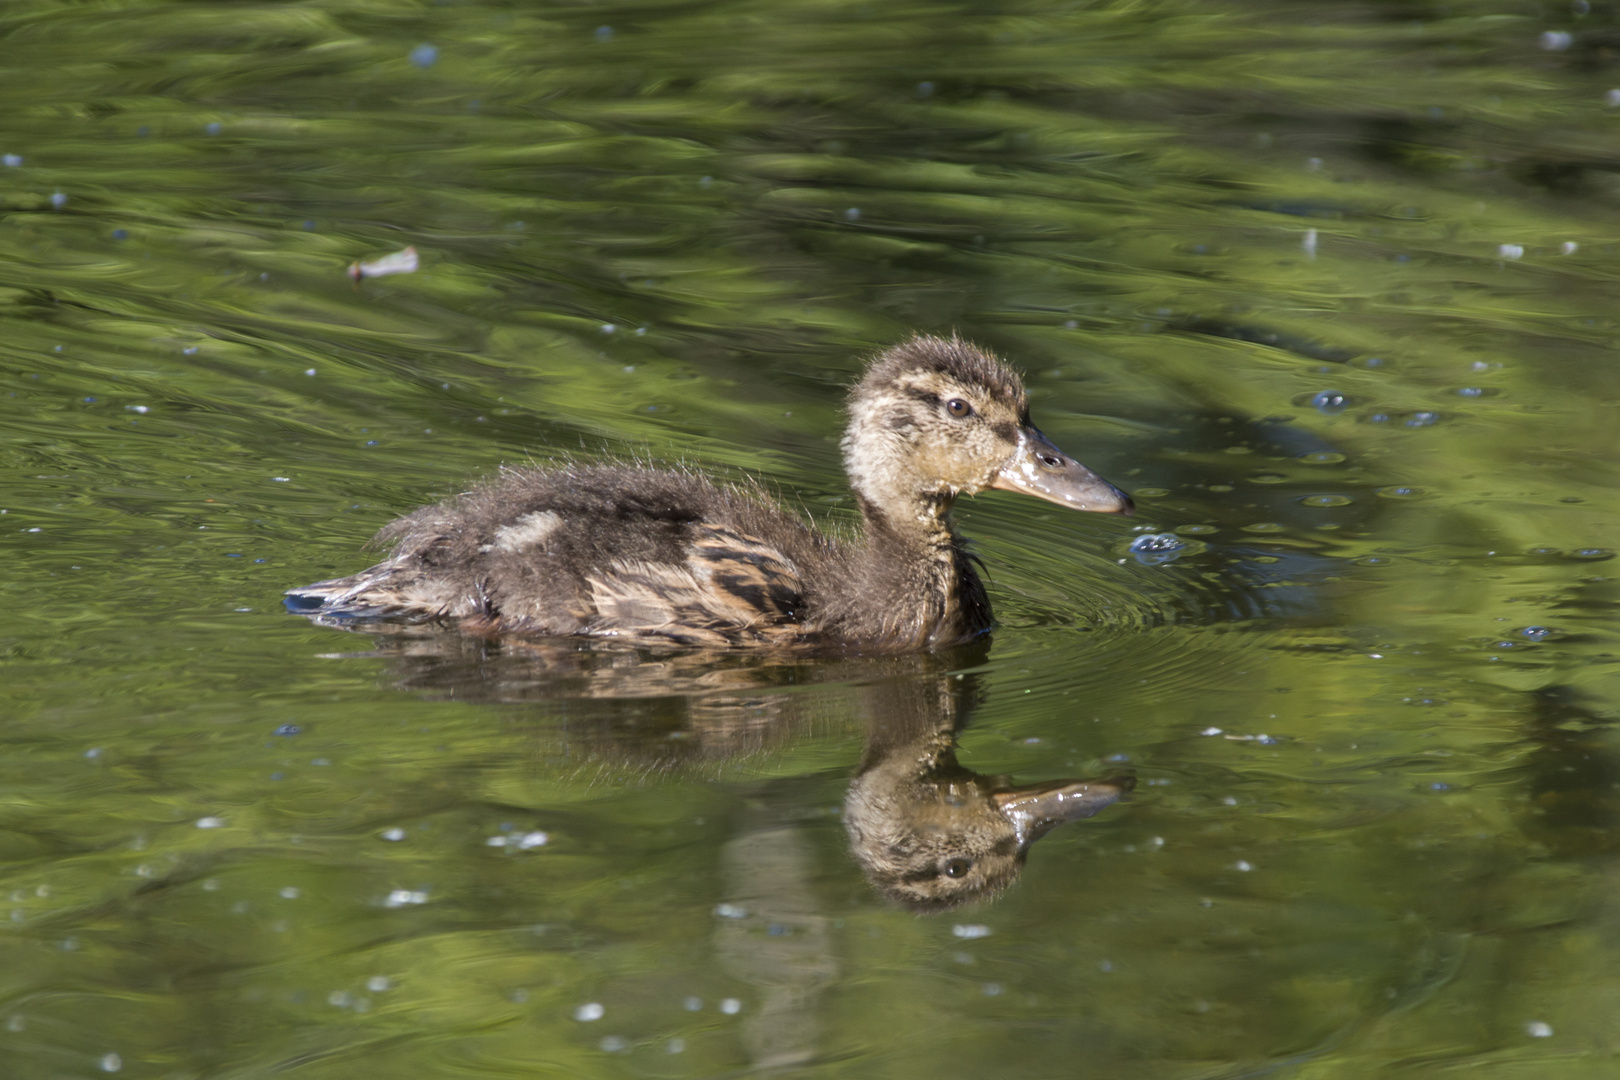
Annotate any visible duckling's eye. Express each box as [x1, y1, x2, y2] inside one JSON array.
[[945, 398, 972, 419], [941, 857, 973, 879]]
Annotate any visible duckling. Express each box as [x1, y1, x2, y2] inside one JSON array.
[[286, 335, 1132, 650]]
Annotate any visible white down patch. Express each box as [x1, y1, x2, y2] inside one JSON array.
[[486, 510, 564, 553]]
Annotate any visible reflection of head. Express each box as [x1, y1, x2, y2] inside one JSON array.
[[845, 757, 1131, 912], [844, 672, 1131, 911]]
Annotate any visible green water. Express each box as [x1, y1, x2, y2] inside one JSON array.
[[3, 0, 1619, 1075]]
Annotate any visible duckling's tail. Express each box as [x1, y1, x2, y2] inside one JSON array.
[[284, 567, 409, 620]]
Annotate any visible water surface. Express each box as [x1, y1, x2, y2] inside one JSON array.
[[3, 1, 1619, 1077]]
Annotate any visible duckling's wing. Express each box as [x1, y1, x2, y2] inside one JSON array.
[[585, 523, 806, 646]]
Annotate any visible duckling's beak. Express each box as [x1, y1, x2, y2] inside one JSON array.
[[990, 428, 1134, 514], [991, 775, 1134, 849]]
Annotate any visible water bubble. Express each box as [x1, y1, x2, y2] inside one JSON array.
[[2, 154, 21, 167], [667, 1038, 686, 1054], [1520, 626, 1553, 641], [1242, 522, 1285, 533], [1526, 1021, 1553, 1037], [273, 724, 301, 736], [1541, 31, 1572, 50], [1456, 386, 1487, 397], [916, 81, 934, 97], [1128, 532, 1189, 565], [1377, 486, 1423, 499], [1235, 860, 1253, 872], [1311, 390, 1348, 413], [952, 924, 992, 939], [196, 817, 225, 829], [409, 43, 438, 68], [100, 1053, 122, 1073], [594, 25, 614, 41], [720, 998, 742, 1015], [367, 976, 391, 992], [1571, 548, 1613, 561], [1130, 487, 1169, 498], [50, 191, 66, 208], [683, 996, 703, 1011], [1176, 523, 1218, 535], [713, 903, 748, 919], [204, 122, 221, 136], [1354, 556, 1391, 566], [574, 1002, 604, 1022], [1404, 411, 1439, 427], [1300, 494, 1352, 508], [380, 828, 406, 842], [843, 207, 861, 221], [1299, 451, 1346, 465], [600, 1035, 627, 1052]]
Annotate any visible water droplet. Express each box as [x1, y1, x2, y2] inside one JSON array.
[[1128, 532, 1189, 565]]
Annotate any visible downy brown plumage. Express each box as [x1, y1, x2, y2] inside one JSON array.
[[286, 335, 1132, 649]]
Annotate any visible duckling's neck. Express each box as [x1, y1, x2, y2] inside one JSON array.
[[848, 491, 992, 647]]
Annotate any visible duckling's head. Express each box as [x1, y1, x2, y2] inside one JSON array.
[[843, 336, 1132, 529]]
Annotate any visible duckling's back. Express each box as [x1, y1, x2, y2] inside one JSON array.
[[286, 464, 838, 647]]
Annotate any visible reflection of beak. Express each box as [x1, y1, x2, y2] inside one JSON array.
[[991, 775, 1134, 849], [989, 428, 1133, 515]]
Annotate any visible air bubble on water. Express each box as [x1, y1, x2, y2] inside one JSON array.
[[1520, 626, 1552, 640], [575, 1002, 604, 1021], [1310, 390, 1348, 413], [1128, 532, 1189, 565]]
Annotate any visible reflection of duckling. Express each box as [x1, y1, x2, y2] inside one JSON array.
[[287, 336, 1131, 650], [845, 675, 1131, 911]]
